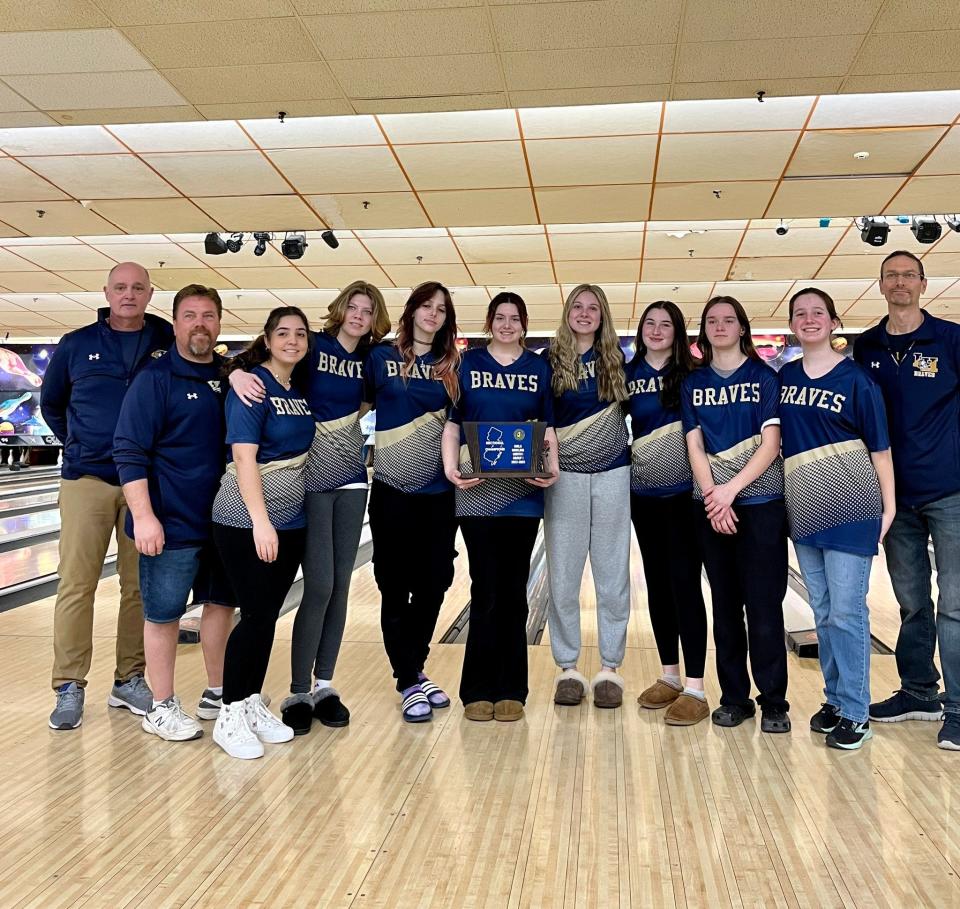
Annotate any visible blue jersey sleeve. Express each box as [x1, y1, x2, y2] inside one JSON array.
[[680, 375, 697, 434], [362, 350, 378, 406], [856, 373, 891, 453], [39, 337, 71, 443], [225, 390, 267, 445], [540, 361, 555, 426], [113, 369, 165, 485], [759, 364, 780, 429]]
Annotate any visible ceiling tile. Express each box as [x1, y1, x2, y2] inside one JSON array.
[[143, 150, 291, 196], [0, 124, 123, 155], [82, 198, 219, 233], [0, 112, 57, 128], [485, 285, 559, 306], [787, 128, 946, 178], [181, 239, 288, 268], [830, 222, 923, 255], [268, 147, 407, 193], [303, 8, 493, 59], [842, 73, 960, 95], [0, 270, 85, 292], [329, 54, 501, 98], [715, 281, 794, 303], [874, 0, 960, 31], [109, 121, 254, 152], [12, 244, 117, 270], [452, 225, 546, 236], [381, 262, 473, 285], [380, 109, 519, 144], [50, 271, 116, 291], [0, 201, 121, 236], [728, 255, 825, 280], [95, 0, 294, 25], [5, 71, 186, 110], [88, 242, 203, 269], [466, 262, 553, 284], [148, 267, 238, 291], [562, 283, 636, 304], [394, 141, 528, 191], [644, 228, 743, 259], [636, 282, 713, 303], [502, 45, 673, 91], [810, 90, 960, 128], [267, 287, 340, 305], [0, 80, 34, 112], [218, 290, 289, 309], [511, 86, 668, 107], [663, 96, 814, 132], [419, 188, 538, 227], [536, 185, 651, 223], [549, 232, 643, 261], [656, 132, 799, 183], [676, 35, 862, 82], [354, 94, 508, 114], [815, 255, 889, 279], [162, 62, 341, 106], [682, 0, 880, 41], [123, 19, 319, 69], [651, 181, 777, 219], [308, 192, 431, 229], [672, 77, 839, 101], [51, 106, 202, 125], [519, 102, 660, 139], [0, 158, 71, 202], [765, 177, 905, 218], [299, 264, 393, 286], [885, 176, 960, 214], [242, 115, 383, 149], [22, 154, 180, 199], [194, 195, 325, 231], [361, 236, 460, 265], [215, 267, 315, 289], [852, 32, 960, 75], [642, 258, 729, 281], [737, 226, 847, 257], [0, 28, 151, 75], [0, 248, 40, 270], [491, 0, 681, 50], [917, 126, 960, 175], [456, 233, 549, 264], [198, 100, 354, 120], [527, 136, 657, 186], [0, 2, 109, 30]]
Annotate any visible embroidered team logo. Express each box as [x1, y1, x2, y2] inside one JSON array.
[[187, 392, 198, 400], [88, 353, 100, 360], [151, 349, 166, 359], [913, 352, 938, 378], [207, 380, 221, 393], [870, 361, 880, 369]]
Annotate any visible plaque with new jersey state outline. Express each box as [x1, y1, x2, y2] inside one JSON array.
[[461, 420, 551, 478]]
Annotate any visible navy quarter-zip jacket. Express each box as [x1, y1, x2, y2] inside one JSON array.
[[854, 312, 960, 507], [113, 347, 226, 549], [41, 308, 174, 484]]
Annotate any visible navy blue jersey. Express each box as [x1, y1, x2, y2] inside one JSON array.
[[681, 358, 784, 504], [363, 342, 451, 495], [625, 356, 692, 497], [213, 365, 314, 530], [854, 313, 960, 507], [40, 308, 173, 484], [552, 348, 628, 473], [779, 358, 889, 556], [451, 346, 554, 518], [304, 330, 366, 492], [114, 348, 226, 549]]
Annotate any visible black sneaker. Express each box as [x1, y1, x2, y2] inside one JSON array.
[[826, 718, 873, 750], [869, 690, 942, 723], [760, 708, 791, 734], [938, 714, 960, 751], [711, 703, 756, 727], [809, 703, 840, 734]]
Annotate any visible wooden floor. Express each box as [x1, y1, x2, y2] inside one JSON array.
[[0, 537, 957, 909]]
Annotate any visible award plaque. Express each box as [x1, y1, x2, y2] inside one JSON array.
[[461, 421, 551, 479]]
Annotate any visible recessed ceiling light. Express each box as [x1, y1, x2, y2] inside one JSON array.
[[853, 151, 870, 160]]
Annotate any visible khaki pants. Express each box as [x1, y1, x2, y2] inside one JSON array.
[[51, 476, 144, 689]]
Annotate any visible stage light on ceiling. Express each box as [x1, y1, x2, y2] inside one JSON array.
[[321, 230, 339, 249], [859, 217, 889, 246], [281, 232, 308, 260], [911, 216, 942, 244], [252, 231, 271, 257], [225, 233, 244, 253], [205, 232, 228, 255], [946, 215, 960, 233]]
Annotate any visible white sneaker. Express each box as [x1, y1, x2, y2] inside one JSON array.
[[213, 700, 264, 759], [245, 693, 294, 744], [141, 696, 203, 742]]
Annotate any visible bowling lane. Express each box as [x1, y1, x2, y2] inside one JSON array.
[[0, 509, 60, 550], [0, 491, 58, 517], [0, 465, 60, 486]]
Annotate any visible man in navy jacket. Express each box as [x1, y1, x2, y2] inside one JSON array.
[[41, 262, 173, 730], [114, 284, 233, 742], [854, 250, 960, 751]]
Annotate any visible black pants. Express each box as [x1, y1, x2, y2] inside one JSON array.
[[696, 499, 789, 712], [459, 516, 540, 705], [631, 491, 708, 678], [213, 523, 306, 705], [369, 480, 457, 691]]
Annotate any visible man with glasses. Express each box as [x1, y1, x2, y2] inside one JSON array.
[[854, 250, 960, 751]]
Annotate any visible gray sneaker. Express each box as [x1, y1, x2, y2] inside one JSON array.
[[107, 673, 153, 716], [196, 688, 222, 721], [49, 682, 84, 730]]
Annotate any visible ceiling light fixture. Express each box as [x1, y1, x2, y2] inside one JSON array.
[[946, 215, 960, 233], [321, 230, 339, 249], [225, 232, 244, 253], [775, 219, 789, 236], [205, 232, 228, 255], [859, 216, 889, 247], [281, 231, 308, 260], [911, 216, 942, 244], [252, 231, 271, 257]]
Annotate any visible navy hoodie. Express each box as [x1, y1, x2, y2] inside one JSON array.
[[41, 308, 174, 484], [113, 347, 226, 549], [854, 312, 960, 507]]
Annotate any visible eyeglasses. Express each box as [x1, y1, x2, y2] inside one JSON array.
[[882, 271, 923, 282]]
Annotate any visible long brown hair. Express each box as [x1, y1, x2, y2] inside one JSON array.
[[550, 283, 627, 402], [395, 281, 460, 402], [634, 300, 698, 410], [322, 280, 391, 350], [484, 291, 528, 338], [225, 306, 313, 392], [696, 295, 760, 366]]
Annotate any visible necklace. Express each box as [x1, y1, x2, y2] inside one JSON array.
[[271, 370, 291, 389]]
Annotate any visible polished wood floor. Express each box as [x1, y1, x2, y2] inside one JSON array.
[[0, 536, 956, 909]]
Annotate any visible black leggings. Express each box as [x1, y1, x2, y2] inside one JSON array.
[[369, 480, 457, 692], [459, 516, 540, 705], [213, 523, 306, 705], [631, 491, 707, 678], [696, 499, 789, 711]]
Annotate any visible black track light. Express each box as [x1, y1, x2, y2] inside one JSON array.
[[321, 230, 339, 250], [252, 231, 271, 257], [281, 232, 308, 260], [225, 232, 244, 253], [859, 217, 889, 247], [946, 215, 960, 233], [911, 216, 942, 244], [205, 232, 228, 255]]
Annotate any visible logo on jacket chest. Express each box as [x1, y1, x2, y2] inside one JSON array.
[[88, 353, 100, 361], [913, 352, 938, 378], [207, 380, 221, 393], [187, 392, 198, 400]]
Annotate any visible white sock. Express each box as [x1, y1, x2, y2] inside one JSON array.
[[208, 685, 223, 696], [152, 698, 166, 709], [313, 678, 332, 692], [661, 674, 682, 689], [683, 687, 706, 701]]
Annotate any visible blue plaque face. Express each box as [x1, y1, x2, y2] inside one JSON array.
[[477, 421, 533, 473]]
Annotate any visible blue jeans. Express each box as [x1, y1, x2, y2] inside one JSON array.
[[140, 544, 235, 624], [794, 545, 872, 723], [883, 490, 960, 716]]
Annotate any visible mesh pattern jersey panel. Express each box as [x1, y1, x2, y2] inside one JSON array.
[[305, 421, 365, 492], [631, 424, 691, 491], [213, 467, 306, 529], [559, 405, 628, 472], [786, 448, 881, 540], [455, 453, 531, 517], [694, 445, 784, 501], [374, 418, 444, 494]]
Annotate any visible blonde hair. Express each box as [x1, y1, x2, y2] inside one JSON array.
[[549, 284, 627, 402], [322, 281, 391, 347]]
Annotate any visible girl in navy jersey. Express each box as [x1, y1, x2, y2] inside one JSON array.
[[212, 307, 315, 759], [627, 301, 710, 726], [365, 282, 460, 724], [230, 282, 391, 735], [442, 292, 559, 722], [545, 284, 631, 709], [682, 296, 790, 733], [779, 288, 894, 750]]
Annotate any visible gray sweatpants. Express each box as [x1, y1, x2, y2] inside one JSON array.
[[290, 487, 368, 694], [544, 466, 631, 669]]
